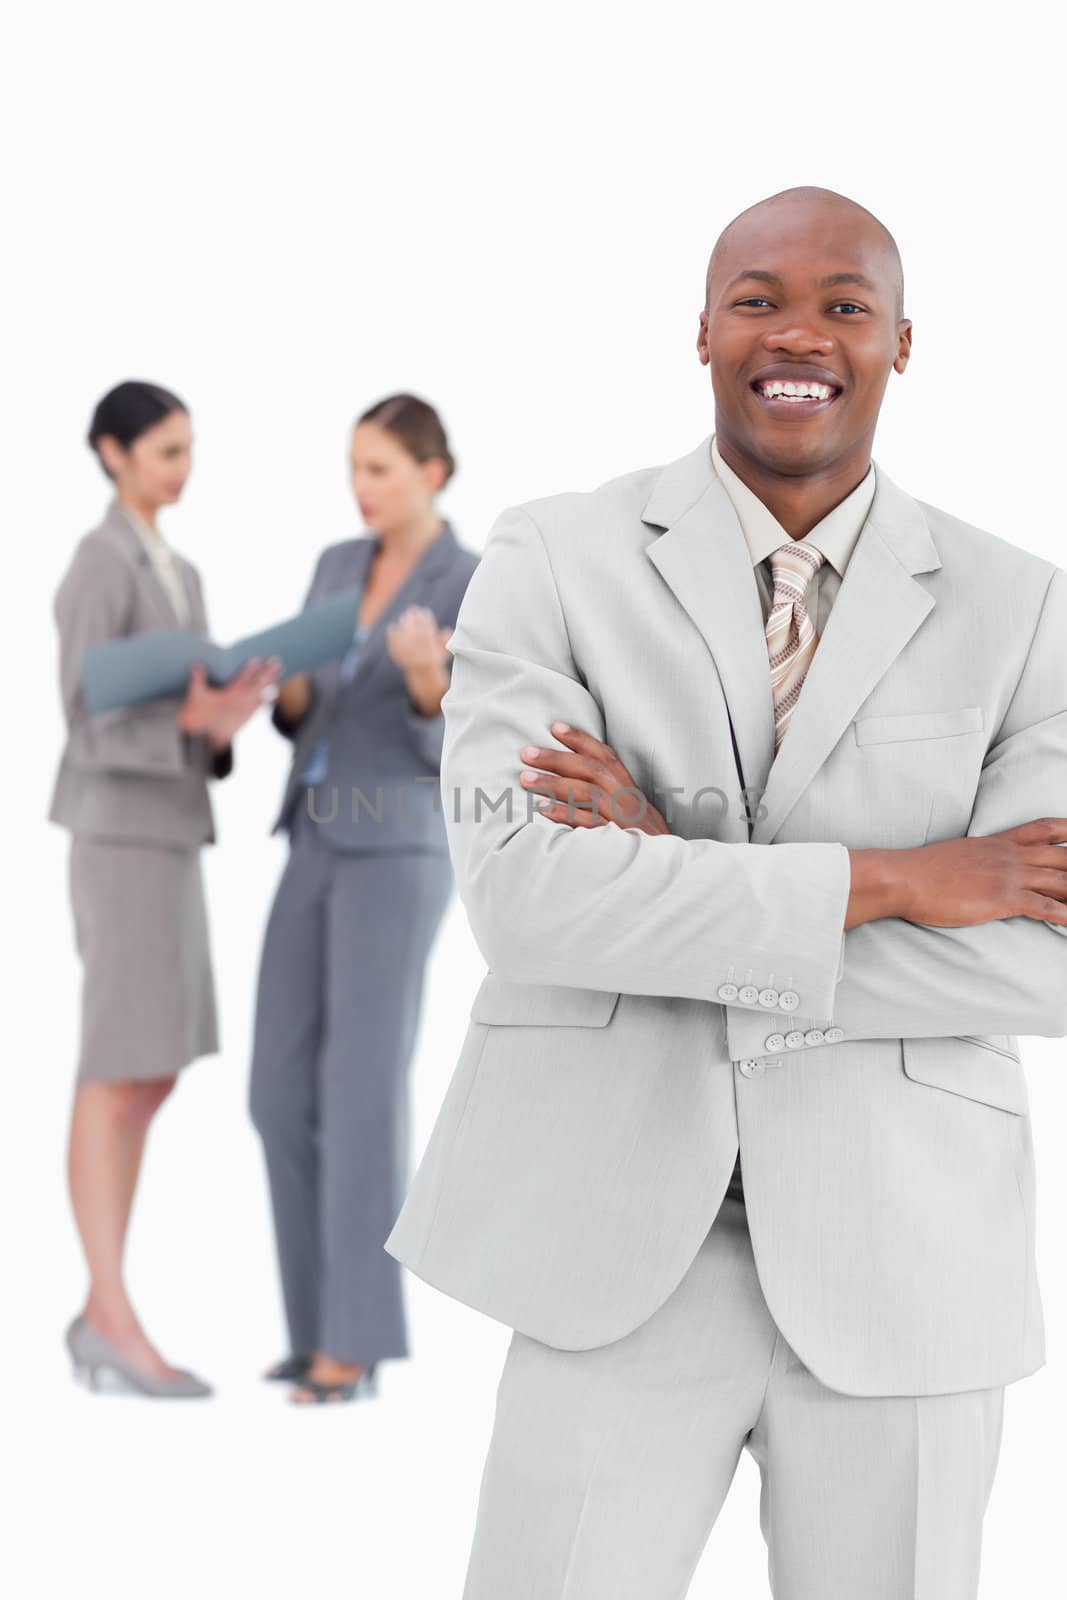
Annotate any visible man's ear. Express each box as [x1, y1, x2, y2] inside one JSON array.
[[894, 320, 913, 375], [696, 308, 711, 366]]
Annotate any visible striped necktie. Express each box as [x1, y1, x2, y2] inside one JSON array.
[[765, 540, 826, 752]]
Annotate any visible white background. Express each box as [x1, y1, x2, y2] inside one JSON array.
[[3, 3, 1063, 1595]]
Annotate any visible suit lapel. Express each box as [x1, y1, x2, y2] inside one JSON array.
[[752, 472, 941, 842], [336, 521, 459, 696], [642, 436, 943, 845], [644, 438, 778, 822], [98, 499, 191, 630]]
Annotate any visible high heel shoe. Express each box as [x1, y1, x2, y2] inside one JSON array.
[[65, 1314, 213, 1399], [289, 1363, 380, 1405], [263, 1352, 313, 1383]]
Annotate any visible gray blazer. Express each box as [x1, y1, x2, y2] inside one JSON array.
[[386, 432, 1067, 1398], [271, 520, 479, 852], [48, 497, 233, 848]]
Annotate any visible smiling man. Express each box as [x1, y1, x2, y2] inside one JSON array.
[[385, 186, 1067, 1599]]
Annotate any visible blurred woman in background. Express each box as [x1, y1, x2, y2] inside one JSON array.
[[250, 393, 479, 1404], [50, 380, 279, 1398]]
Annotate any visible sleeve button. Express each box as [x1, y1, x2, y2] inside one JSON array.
[[758, 987, 780, 1007], [804, 1029, 825, 1046], [825, 1026, 845, 1043], [738, 985, 760, 1004], [785, 1030, 806, 1048], [778, 990, 799, 1010], [717, 983, 739, 1001], [764, 1032, 786, 1051]]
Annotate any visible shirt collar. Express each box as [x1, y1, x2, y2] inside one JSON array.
[[710, 434, 876, 578], [113, 497, 171, 556]]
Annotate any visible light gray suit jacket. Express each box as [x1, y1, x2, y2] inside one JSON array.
[[270, 521, 480, 852], [48, 497, 232, 847], [385, 432, 1067, 1397]]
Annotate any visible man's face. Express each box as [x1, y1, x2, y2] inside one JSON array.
[[697, 204, 911, 475]]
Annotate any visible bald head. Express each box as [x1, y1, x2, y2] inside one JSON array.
[[705, 186, 905, 321]]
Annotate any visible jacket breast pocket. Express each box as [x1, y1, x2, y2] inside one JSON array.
[[901, 1033, 1028, 1115], [853, 706, 984, 746], [469, 973, 621, 1027]]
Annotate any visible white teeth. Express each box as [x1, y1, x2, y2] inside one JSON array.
[[756, 378, 836, 402]]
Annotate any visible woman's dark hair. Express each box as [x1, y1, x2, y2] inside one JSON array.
[[356, 392, 457, 486], [87, 380, 189, 479]]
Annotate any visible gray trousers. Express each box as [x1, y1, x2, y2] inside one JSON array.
[[249, 801, 453, 1363], [463, 1197, 1005, 1600]]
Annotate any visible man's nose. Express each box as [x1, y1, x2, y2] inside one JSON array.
[[762, 325, 835, 354]]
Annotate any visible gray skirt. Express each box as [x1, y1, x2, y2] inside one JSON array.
[[68, 837, 219, 1084]]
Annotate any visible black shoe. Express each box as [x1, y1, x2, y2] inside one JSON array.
[[263, 1352, 314, 1383], [289, 1363, 379, 1405]]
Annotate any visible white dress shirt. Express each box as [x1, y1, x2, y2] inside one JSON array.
[[710, 433, 876, 633], [118, 502, 192, 627]]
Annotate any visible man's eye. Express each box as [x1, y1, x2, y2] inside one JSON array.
[[736, 298, 772, 308], [832, 303, 865, 314]]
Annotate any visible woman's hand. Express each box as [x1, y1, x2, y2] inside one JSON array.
[[387, 605, 453, 718], [178, 657, 282, 748], [274, 671, 312, 729], [518, 722, 671, 836], [386, 605, 452, 672]]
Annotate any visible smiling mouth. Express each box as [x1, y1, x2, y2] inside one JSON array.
[[750, 377, 842, 413]]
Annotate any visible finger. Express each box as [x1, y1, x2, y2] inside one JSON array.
[[519, 746, 605, 783], [518, 745, 617, 812], [1019, 891, 1067, 924], [1021, 844, 1067, 871], [1002, 818, 1067, 846], [520, 770, 602, 813], [534, 799, 608, 828], [547, 723, 634, 783], [1022, 866, 1067, 901]]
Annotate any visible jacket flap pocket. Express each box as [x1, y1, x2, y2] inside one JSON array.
[[854, 706, 984, 746], [902, 1035, 1028, 1114], [470, 974, 621, 1027]]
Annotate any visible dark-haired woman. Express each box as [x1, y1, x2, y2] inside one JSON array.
[[49, 381, 280, 1398], [250, 394, 479, 1404]]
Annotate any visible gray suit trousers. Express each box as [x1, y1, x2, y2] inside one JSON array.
[[249, 800, 453, 1363], [462, 1198, 1005, 1600]]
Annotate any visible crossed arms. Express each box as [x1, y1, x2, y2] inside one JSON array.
[[440, 505, 1067, 1043]]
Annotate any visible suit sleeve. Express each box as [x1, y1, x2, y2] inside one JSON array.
[[400, 561, 478, 768], [725, 563, 1067, 1059], [53, 542, 189, 778], [440, 505, 852, 1012], [184, 563, 234, 782], [402, 658, 453, 768]]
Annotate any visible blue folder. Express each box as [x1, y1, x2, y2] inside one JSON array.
[[81, 584, 363, 715]]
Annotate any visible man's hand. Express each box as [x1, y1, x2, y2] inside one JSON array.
[[518, 722, 671, 836], [178, 656, 282, 748], [848, 818, 1067, 929]]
